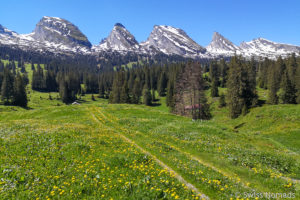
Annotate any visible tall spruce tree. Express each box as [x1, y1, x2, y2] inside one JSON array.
[[211, 80, 219, 97], [227, 56, 257, 118], [226, 56, 244, 118], [132, 78, 142, 104], [109, 71, 123, 103], [98, 79, 105, 98], [13, 74, 27, 107], [267, 64, 279, 104], [142, 84, 152, 106], [219, 93, 226, 108], [166, 78, 175, 110], [120, 80, 130, 103], [158, 71, 167, 97], [1, 67, 14, 104], [244, 59, 258, 107], [59, 80, 72, 104], [279, 70, 297, 104], [219, 58, 228, 87], [296, 62, 300, 103], [258, 58, 270, 89], [210, 61, 219, 97]]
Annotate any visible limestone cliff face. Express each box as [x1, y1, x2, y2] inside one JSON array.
[[32, 16, 91, 48]]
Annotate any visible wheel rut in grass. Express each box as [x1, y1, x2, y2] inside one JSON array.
[[95, 106, 300, 193], [93, 107, 249, 187], [89, 107, 210, 200]]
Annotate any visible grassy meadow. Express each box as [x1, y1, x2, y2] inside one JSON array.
[[0, 61, 299, 199]]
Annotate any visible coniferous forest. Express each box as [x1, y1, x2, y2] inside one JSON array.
[[0, 45, 300, 200], [0, 52, 300, 119]]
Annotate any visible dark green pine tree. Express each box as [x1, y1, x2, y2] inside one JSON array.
[[226, 56, 244, 118], [142, 84, 152, 106], [286, 53, 298, 85], [12, 74, 28, 107], [279, 70, 297, 104], [257, 58, 270, 89], [219, 58, 228, 87], [1, 67, 14, 104], [211, 79, 219, 97], [131, 78, 142, 104], [120, 80, 130, 103], [267, 64, 279, 104], [151, 88, 155, 102], [166, 78, 175, 110], [128, 73, 135, 94], [158, 71, 168, 97], [209, 61, 219, 97], [243, 59, 258, 107], [32, 64, 44, 91], [109, 75, 121, 103], [98, 79, 105, 98], [218, 93, 226, 108], [45, 70, 58, 92], [0, 73, 3, 92], [296, 62, 300, 104], [59, 80, 72, 104], [274, 56, 286, 90]]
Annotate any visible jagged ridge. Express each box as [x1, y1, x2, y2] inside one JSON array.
[[0, 16, 300, 59]]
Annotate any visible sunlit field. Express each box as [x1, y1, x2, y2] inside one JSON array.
[[0, 87, 299, 199]]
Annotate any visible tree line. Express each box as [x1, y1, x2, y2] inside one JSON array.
[[205, 54, 300, 118], [1, 54, 299, 120]]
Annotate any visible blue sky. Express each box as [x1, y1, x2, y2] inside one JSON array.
[[1, 0, 299, 46]]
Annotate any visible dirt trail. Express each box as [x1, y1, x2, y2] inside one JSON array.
[[89, 107, 210, 200]]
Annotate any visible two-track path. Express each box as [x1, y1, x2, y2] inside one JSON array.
[[89, 106, 210, 200]]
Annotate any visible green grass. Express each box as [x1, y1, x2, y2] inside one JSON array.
[[0, 62, 299, 199]]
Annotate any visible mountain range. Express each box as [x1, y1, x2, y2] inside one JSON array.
[[1, 16, 299, 59]]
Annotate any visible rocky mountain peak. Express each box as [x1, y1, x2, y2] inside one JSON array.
[[32, 16, 92, 48], [141, 25, 206, 57], [0, 24, 14, 36], [96, 23, 139, 51], [239, 37, 300, 59], [114, 23, 125, 28], [212, 32, 225, 41], [1, 17, 300, 59], [206, 32, 240, 55]]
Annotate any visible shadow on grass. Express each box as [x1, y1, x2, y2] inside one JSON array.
[[0, 104, 33, 111], [150, 103, 162, 107], [76, 99, 88, 103], [257, 99, 266, 107]]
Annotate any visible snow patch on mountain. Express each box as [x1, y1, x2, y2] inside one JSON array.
[[240, 38, 300, 59], [206, 32, 241, 56], [141, 25, 206, 57], [32, 16, 92, 48], [1, 18, 300, 59], [93, 23, 141, 53]]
